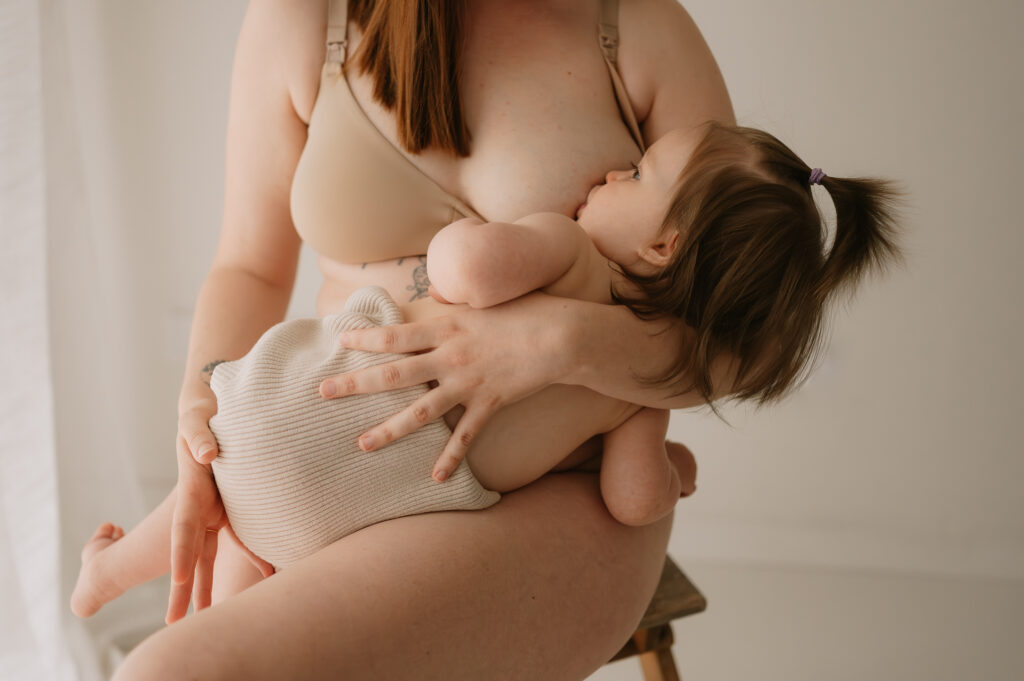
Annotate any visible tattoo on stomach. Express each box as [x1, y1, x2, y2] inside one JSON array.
[[405, 256, 430, 301], [355, 256, 431, 302]]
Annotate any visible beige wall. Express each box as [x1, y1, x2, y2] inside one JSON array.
[[57, 0, 1023, 588], [671, 0, 1024, 580]]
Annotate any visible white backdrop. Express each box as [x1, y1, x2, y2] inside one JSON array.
[[1, 0, 1021, 679]]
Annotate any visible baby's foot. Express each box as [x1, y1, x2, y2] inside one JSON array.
[[70, 522, 125, 617], [666, 441, 698, 498]]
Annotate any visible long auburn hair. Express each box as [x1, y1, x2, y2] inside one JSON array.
[[613, 123, 902, 407], [349, 0, 470, 156]]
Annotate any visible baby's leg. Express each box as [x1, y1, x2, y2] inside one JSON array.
[[71, 488, 176, 617], [464, 383, 635, 492], [599, 407, 696, 526]]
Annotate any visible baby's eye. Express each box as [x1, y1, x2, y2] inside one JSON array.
[[630, 161, 640, 179]]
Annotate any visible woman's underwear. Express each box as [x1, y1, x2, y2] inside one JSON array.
[[209, 286, 500, 570]]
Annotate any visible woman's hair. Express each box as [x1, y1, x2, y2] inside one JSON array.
[[349, 0, 470, 156], [613, 123, 902, 407]]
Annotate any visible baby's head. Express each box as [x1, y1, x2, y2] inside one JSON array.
[[582, 122, 902, 406]]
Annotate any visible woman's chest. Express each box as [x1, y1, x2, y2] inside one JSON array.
[[342, 9, 643, 222]]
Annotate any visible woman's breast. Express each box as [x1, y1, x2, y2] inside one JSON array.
[[290, 74, 464, 267], [297, 17, 643, 313]]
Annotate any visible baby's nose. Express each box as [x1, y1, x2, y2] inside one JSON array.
[[605, 169, 627, 183]]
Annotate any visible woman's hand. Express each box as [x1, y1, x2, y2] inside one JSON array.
[[169, 399, 228, 623], [168, 419, 226, 624], [319, 292, 579, 482], [169, 401, 275, 623]]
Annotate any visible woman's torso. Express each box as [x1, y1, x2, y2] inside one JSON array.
[[286, 0, 648, 315], [284, 0, 651, 465]]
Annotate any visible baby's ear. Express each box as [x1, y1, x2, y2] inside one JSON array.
[[638, 230, 679, 269]]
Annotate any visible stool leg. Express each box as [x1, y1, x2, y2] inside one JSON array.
[[638, 647, 681, 681], [631, 625, 682, 681]]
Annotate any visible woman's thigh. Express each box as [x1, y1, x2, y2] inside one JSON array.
[[113, 472, 672, 681]]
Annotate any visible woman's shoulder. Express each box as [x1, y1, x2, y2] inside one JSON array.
[[239, 0, 329, 124], [617, 0, 735, 136]]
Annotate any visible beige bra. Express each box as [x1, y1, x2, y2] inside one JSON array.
[[290, 0, 646, 265]]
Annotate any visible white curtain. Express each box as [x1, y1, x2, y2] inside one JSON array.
[[1, 2, 73, 678], [2, 1, 154, 679]]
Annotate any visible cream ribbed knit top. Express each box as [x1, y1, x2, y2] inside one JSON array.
[[209, 287, 499, 570]]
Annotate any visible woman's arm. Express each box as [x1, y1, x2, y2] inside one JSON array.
[[617, 0, 736, 138], [168, 0, 310, 622], [558, 299, 740, 406]]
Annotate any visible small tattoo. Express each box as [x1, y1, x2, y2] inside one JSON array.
[[396, 258, 405, 266], [361, 262, 367, 270], [407, 256, 430, 301], [200, 360, 227, 386]]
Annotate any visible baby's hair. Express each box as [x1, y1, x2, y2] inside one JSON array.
[[613, 122, 902, 407]]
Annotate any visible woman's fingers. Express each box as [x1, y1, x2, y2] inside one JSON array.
[[193, 528, 219, 612], [321, 353, 437, 399], [171, 440, 203, 586], [338, 317, 446, 354], [166, 580, 192, 624], [432, 402, 498, 482], [166, 561, 195, 624], [356, 386, 463, 452], [179, 406, 219, 463]]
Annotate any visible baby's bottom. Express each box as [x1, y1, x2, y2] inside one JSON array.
[[209, 287, 501, 571], [114, 472, 673, 681]]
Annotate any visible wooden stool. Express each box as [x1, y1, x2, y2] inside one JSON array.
[[607, 556, 706, 681]]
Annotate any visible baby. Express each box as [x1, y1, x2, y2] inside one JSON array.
[[71, 122, 900, 618]]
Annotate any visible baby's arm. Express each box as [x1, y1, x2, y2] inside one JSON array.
[[599, 408, 696, 526], [426, 214, 605, 308]]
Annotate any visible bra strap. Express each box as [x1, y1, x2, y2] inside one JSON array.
[[326, 0, 349, 75], [598, 0, 645, 151], [598, 0, 620, 64]]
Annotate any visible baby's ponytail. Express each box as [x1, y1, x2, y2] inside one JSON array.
[[814, 175, 902, 304]]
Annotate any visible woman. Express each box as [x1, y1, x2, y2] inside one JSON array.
[[115, 0, 734, 678]]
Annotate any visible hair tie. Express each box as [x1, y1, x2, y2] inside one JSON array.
[[809, 168, 827, 185]]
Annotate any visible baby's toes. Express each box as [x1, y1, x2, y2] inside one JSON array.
[[80, 522, 118, 563]]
